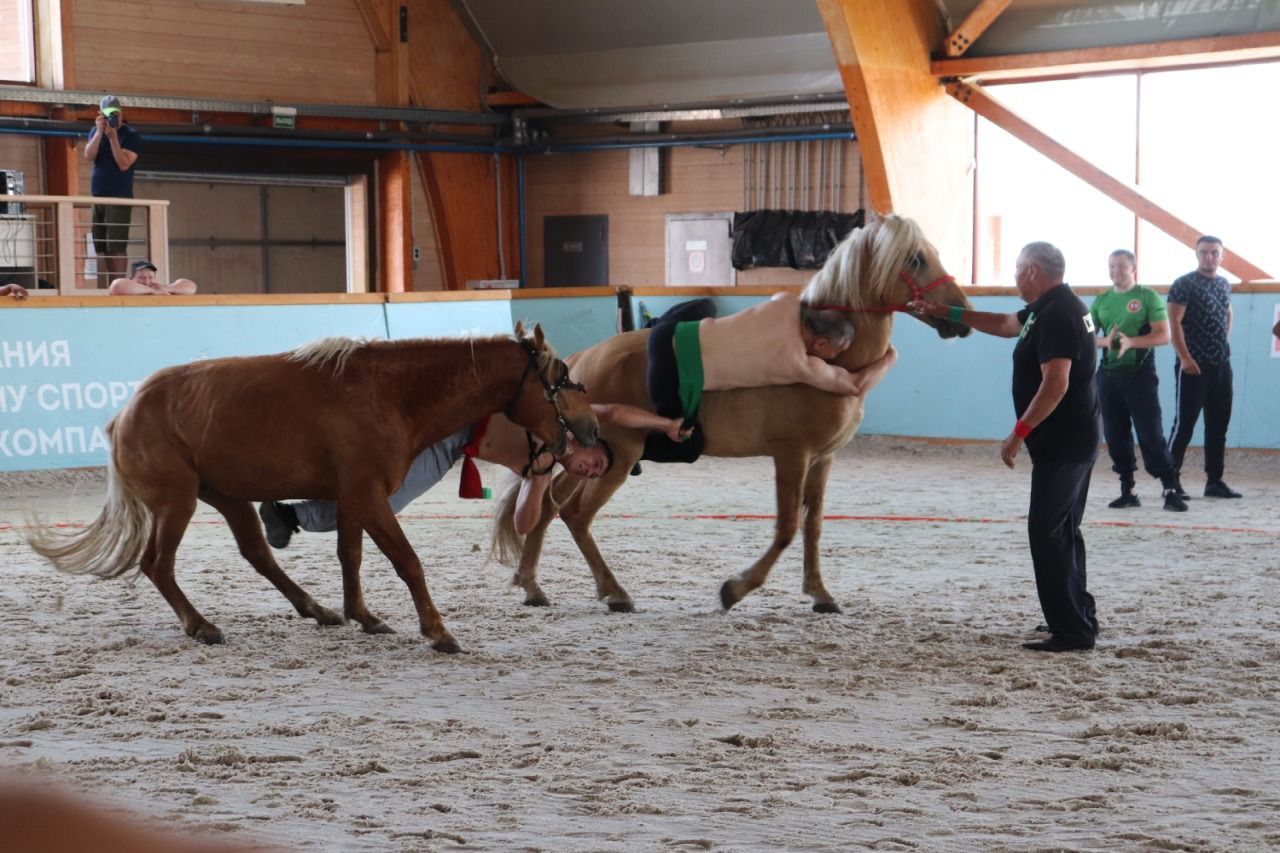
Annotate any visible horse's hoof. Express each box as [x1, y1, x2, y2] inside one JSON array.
[[193, 623, 225, 645], [363, 621, 396, 635], [432, 637, 462, 654], [719, 581, 741, 611], [311, 606, 345, 626], [523, 594, 551, 607], [607, 600, 634, 614], [813, 601, 843, 615]]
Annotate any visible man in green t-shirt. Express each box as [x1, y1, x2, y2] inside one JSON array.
[[1089, 249, 1186, 512]]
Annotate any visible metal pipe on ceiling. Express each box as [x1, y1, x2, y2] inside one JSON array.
[[0, 85, 509, 126]]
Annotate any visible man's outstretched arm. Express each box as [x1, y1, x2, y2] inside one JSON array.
[[592, 403, 689, 441]]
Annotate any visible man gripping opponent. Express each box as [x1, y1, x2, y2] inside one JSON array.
[[644, 291, 897, 462]]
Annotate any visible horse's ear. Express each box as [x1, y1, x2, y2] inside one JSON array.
[[514, 320, 525, 339], [532, 323, 546, 348]]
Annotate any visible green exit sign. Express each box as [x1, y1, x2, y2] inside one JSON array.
[[271, 107, 297, 129]]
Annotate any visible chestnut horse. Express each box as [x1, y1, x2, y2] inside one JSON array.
[[492, 214, 970, 614], [29, 323, 596, 654]]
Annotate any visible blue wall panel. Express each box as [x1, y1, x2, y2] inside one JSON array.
[[0, 304, 387, 471], [2, 291, 1277, 472], [385, 300, 514, 340]]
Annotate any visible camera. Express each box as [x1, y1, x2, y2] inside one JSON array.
[[107, 114, 120, 128]]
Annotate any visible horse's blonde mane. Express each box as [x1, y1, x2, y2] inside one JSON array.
[[286, 336, 372, 374], [288, 329, 560, 376], [801, 213, 924, 310]]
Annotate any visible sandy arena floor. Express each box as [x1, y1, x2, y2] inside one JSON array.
[[1, 436, 1278, 852]]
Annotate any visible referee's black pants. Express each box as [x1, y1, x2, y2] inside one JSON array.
[[1168, 359, 1233, 483], [1097, 357, 1177, 490], [1028, 457, 1097, 646]]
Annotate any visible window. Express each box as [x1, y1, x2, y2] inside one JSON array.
[[0, 0, 34, 84], [973, 63, 1280, 286]]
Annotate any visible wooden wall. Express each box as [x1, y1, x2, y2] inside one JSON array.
[[0, 135, 42, 191], [70, 0, 376, 105], [523, 139, 865, 289], [411, 164, 444, 291], [137, 179, 346, 294]]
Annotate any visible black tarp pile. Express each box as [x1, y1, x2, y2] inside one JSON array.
[[730, 209, 865, 270]]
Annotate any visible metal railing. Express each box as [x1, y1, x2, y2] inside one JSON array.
[[0, 195, 169, 295]]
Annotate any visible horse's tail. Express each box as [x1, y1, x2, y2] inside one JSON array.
[[488, 475, 525, 567], [26, 453, 151, 582]]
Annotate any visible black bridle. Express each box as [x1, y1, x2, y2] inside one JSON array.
[[502, 338, 586, 476]]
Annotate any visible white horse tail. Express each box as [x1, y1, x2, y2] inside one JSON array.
[[488, 474, 525, 567], [27, 457, 151, 581]]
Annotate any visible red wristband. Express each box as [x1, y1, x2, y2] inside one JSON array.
[[1014, 419, 1032, 439]]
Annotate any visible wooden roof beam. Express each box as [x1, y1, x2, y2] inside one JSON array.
[[354, 0, 393, 53], [947, 81, 1273, 282], [934, 30, 1280, 82], [944, 0, 1011, 58]]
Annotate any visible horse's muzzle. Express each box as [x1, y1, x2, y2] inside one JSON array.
[[569, 418, 599, 449], [938, 321, 972, 340]]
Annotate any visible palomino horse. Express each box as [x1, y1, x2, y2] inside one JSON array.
[[493, 214, 970, 614], [29, 323, 596, 654]]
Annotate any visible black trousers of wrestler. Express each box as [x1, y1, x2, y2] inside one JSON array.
[[1168, 359, 1233, 483], [640, 299, 718, 464], [1097, 357, 1177, 492], [1028, 456, 1098, 647]]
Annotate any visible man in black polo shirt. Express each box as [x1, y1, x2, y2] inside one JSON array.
[[913, 242, 1099, 652], [1167, 236, 1241, 499]]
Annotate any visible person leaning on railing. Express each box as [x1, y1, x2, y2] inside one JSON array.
[[108, 259, 198, 296]]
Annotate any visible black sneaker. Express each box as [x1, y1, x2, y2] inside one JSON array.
[[1108, 492, 1140, 509], [259, 501, 300, 549], [1171, 476, 1190, 500], [1203, 480, 1242, 499], [1163, 489, 1188, 512]]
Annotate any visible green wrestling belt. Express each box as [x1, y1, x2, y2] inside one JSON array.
[[673, 320, 705, 421]]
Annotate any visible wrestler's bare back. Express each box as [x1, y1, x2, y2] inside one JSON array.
[[698, 292, 835, 391]]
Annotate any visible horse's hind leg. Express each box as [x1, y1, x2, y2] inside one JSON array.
[[138, 492, 223, 644], [720, 452, 809, 611], [560, 466, 637, 613], [197, 487, 343, 628], [800, 454, 840, 613]]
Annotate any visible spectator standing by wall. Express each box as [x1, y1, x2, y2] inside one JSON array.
[[1167, 236, 1240, 499], [1090, 249, 1186, 512]]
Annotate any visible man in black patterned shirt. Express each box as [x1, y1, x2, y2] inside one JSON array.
[[1167, 236, 1240, 499]]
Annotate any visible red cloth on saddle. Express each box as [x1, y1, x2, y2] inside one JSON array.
[[458, 416, 491, 499]]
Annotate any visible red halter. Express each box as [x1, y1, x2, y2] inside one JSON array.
[[805, 269, 956, 314]]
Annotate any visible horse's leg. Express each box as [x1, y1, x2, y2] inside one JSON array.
[[354, 501, 459, 653], [138, 491, 223, 644], [334, 512, 393, 635], [720, 451, 809, 610], [800, 454, 841, 614], [197, 486, 344, 627], [560, 467, 637, 612]]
